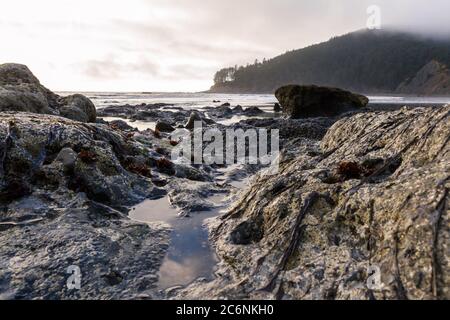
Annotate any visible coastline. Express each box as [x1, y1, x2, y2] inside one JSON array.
[[0, 64, 448, 300]]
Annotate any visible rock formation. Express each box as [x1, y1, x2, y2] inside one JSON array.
[[0, 63, 448, 300], [175, 105, 449, 300], [0, 64, 96, 123], [274, 103, 282, 113], [0, 112, 174, 298], [155, 120, 175, 133], [275, 85, 369, 118]]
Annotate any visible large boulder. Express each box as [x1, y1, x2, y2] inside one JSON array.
[[185, 111, 202, 130], [243, 106, 264, 116], [185, 111, 215, 130], [0, 63, 59, 115], [176, 105, 449, 300], [0, 63, 96, 123], [275, 85, 369, 118], [59, 94, 97, 123], [155, 120, 175, 133], [274, 103, 282, 113]]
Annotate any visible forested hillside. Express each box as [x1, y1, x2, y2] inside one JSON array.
[[209, 29, 450, 94]]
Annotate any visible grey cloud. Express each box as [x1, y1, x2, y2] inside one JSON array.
[[166, 64, 214, 80], [75, 0, 450, 83], [79, 57, 160, 79], [133, 0, 450, 70], [111, 19, 178, 42], [81, 59, 123, 79], [7, 0, 446, 90]]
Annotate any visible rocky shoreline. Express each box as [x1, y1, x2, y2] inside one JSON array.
[[174, 105, 449, 300], [0, 64, 448, 300]]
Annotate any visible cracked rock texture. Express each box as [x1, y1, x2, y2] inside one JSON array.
[[0, 112, 174, 299], [175, 105, 449, 300]]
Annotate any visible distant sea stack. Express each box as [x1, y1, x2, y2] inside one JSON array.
[[209, 29, 450, 95]]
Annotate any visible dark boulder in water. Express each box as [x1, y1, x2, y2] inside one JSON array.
[[215, 105, 233, 116], [274, 103, 282, 113], [185, 111, 215, 130], [243, 106, 264, 116], [232, 105, 244, 113], [155, 120, 175, 133], [108, 119, 135, 131], [275, 84, 369, 118], [185, 111, 203, 130]]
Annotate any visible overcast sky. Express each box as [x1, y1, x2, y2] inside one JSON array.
[[0, 0, 448, 92]]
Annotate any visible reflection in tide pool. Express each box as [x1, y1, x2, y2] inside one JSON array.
[[158, 211, 220, 289], [129, 195, 223, 289]]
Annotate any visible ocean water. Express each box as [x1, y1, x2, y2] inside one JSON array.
[[57, 91, 450, 111], [368, 95, 450, 105], [58, 92, 277, 111]]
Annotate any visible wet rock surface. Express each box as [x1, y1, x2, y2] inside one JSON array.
[[0, 111, 222, 299], [99, 103, 189, 122], [98, 100, 272, 129], [174, 105, 449, 300], [0, 192, 170, 299], [0, 70, 448, 300], [0, 99, 331, 299]]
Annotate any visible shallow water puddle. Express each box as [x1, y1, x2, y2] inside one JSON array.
[[129, 195, 223, 289], [157, 211, 220, 289], [128, 165, 249, 289]]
